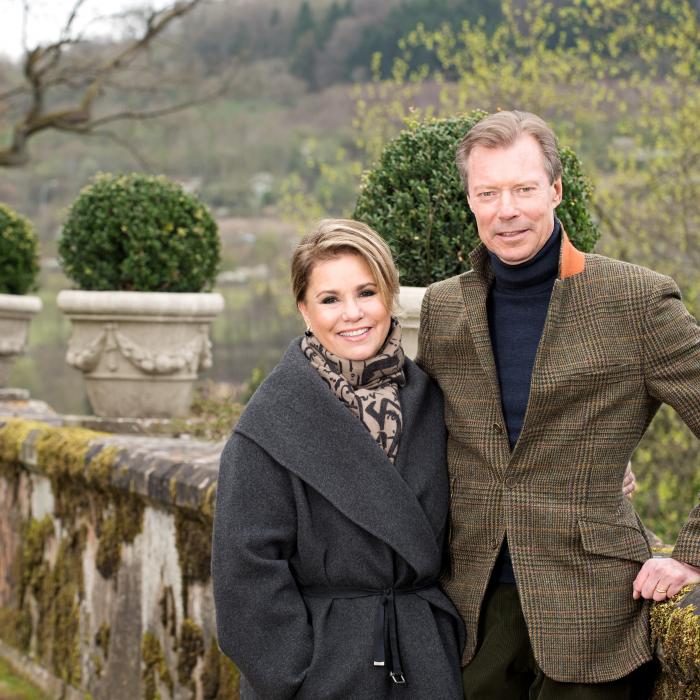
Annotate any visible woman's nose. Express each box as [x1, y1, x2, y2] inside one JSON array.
[[341, 298, 364, 320]]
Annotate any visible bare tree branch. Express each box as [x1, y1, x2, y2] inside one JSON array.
[[61, 0, 89, 41], [0, 84, 28, 102], [0, 0, 216, 167], [87, 80, 232, 129], [85, 128, 155, 171]]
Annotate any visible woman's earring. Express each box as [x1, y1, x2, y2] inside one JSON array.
[[305, 326, 313, 336]]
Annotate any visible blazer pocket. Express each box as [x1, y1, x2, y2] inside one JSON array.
[[563, 362, 638, 386], [578, 519, 651, 563]]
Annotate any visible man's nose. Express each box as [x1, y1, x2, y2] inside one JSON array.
[[498, 191, 518, 218]]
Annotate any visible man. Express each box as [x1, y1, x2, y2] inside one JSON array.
[[416, 110, 700, 698]]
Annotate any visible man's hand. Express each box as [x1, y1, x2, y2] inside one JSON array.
[[632, 558, 700, 601], [622, 462, 636, 499]]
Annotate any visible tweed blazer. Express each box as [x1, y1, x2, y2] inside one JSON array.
[[212, 340, 465, 699], [417, 232, 700, 683]]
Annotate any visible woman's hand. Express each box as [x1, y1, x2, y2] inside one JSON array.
[[623, 462, 636, 499]]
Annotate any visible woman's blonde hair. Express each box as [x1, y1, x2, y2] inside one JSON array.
[[291, 219, 399, 311]]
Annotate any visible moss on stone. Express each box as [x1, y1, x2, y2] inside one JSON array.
[[87, 445, 121, 492], [46, 528, 86, 685], [8, 420, 143, 581], [95, 622, 110, 656], [142, 630, 174, 700], [0, 606, 32, 652], [168, 477, 178, 505], [0, 418, 45, 465], [201, 639, 240, 700], [174, 511, 212, 615], [159, 586, 177, 640], [36, 425, 100, 480], [201, 483, 217, 522], [651, 585, 700, 699], [20, 516, 53, 599], [95, 494, 144, 579], [93, 622, 110, 678], [177, 618, 204, 688]]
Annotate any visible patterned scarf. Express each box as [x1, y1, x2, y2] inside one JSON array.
[[301, 319, 405, 463]]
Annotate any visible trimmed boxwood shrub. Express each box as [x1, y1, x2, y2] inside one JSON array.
[[0, 203, 40, 295], [58, 173, 221, 292], [353, 112, 599, 287]]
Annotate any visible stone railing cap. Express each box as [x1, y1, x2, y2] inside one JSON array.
[[0, 293, 42, 314], [57, 290, 224, 317]]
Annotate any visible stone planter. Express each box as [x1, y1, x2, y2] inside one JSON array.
[[0, 293, 42, 386], [56, 290, 224, 418], [397, 286, 426, 360]]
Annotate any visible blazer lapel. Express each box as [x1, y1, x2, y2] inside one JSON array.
[[509, 229, 587, 457], [462, 245, 502, 402], [234, 341, 442, 578]]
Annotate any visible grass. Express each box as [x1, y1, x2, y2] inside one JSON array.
[[0, 656, 49, 700]]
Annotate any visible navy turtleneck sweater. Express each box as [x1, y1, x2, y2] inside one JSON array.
[[488, 220, 561, 585]]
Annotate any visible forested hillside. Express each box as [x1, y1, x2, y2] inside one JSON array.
[[2, 0, 697, 249]]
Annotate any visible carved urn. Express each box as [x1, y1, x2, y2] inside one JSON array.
[[56, 290, 224, 418], [0, 293, 42, 386]]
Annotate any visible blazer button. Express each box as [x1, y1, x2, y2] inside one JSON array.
[[490, 538, 500, 550], [493, 422, 504, 433], [504, 476, 517, 488]]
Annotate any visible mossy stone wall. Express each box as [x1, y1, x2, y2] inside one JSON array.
[[0, 415, 238, 700]]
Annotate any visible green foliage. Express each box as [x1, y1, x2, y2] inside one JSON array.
[[171, 383, 244, 441], [354, 112, 598, 286], [242, 365, 267, 403], [0, 203, 39, 295], [632, 405, 700, 543], [58, 173, 221, 292], [0, 655, 51, 700], [346, 0, 502, 81]]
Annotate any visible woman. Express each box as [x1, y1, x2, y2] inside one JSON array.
[[212, 219, 465, 698]]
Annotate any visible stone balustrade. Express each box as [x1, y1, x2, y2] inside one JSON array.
[[0, 395, 697, 699]]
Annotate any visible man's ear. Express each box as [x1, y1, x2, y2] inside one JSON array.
[[553, 178, 563, 207]]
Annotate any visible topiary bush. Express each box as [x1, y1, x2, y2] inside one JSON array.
[[58, 173, 221, 292], [353, 112, 599, 287], [0, 203, 40, 295]]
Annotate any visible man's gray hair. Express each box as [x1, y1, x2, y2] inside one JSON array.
[[456, 110, 562, 192]]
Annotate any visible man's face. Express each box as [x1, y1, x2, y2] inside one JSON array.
[[466, 133, 562, 266]]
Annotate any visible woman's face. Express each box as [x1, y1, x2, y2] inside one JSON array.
[[298, 253, 392, 361]]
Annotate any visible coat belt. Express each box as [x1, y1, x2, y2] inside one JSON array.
[[300, 582, 439, 685]]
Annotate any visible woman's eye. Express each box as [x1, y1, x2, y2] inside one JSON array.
[[359, 289, 376, 298], [321, 296, 337, 304]]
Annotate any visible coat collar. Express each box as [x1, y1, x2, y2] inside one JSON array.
[[468, 223, 585, 281], [234, 340, 443, 577]]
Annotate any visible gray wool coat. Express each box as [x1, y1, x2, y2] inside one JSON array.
[[212, 339, 465, 699]]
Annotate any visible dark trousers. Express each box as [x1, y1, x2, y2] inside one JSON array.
[[461, 583, 655, 700]]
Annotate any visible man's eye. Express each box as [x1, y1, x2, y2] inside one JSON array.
[[519, 186, 536, 193], [478, 191, 495, 198]]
